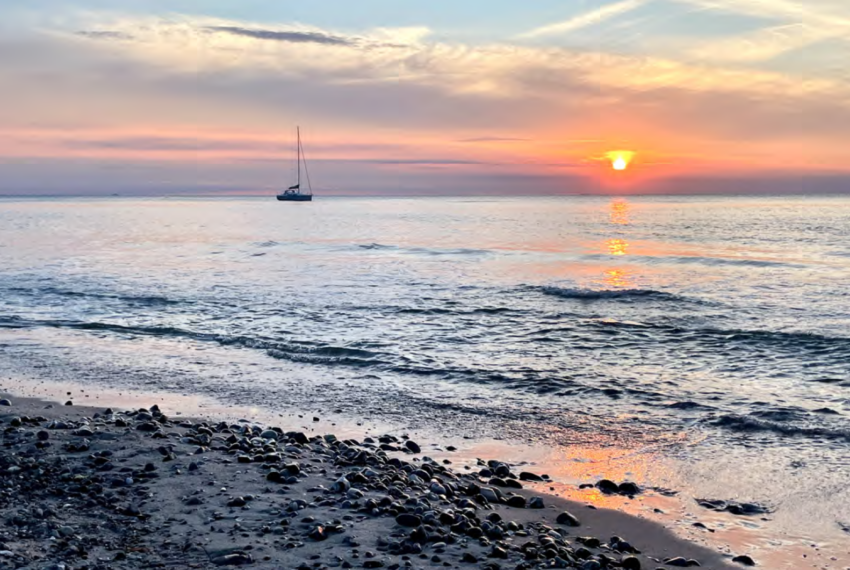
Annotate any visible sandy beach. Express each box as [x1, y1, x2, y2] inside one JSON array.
[[0, 392, 747, 570]]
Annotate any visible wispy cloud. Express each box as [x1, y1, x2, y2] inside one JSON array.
[[204, 26, 353, 46], [688, 23, 833, 63], [673, 0, 850, 63], [517, 0, 646, 39], [457, 137, 529, 143]]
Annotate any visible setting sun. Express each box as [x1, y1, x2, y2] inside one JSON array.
[[606, 150, 635, 171]]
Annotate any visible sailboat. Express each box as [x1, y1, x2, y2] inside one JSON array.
[[277, 127, 313, 202]]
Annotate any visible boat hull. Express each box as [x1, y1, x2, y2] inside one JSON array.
[[276, 194, 313, 202]]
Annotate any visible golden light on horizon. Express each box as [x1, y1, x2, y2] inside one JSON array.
[[606, 150, 635, 171]]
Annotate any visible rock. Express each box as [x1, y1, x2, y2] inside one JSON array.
[[528, 496, 544, 509], [621, 556, 641, 570], [58, 525, 75, 537], [396, 513, 422, 527], [260, 429, 279, 440], [226, 497, 247, 508], [732, 555, 756, 566], [479, 487, 500, 503], [618, 481, 641, 495], [267, 470, 287, 483], [136, 422, 159, 432], [613, 540, 638, 554], [405, 440, 421, 453], [0, 399, 10, 406], [507, 495, 526, 508], [556, 511, 580, 527], [519, 471, 543, 481], [331, 476, 350, 493], [363, 561, 384, 569], [308, 526, 328, 541], [577, 537, 601, 548], [596, 479, 619, 494], [461, 552, 478, 563], [37, 430, 50, 441], [665, 557, 700, 567], [430, 481, 447, 495], [582, 561, 602, 570], [212, 552, 254, 566], [65, 400, 73, 406]]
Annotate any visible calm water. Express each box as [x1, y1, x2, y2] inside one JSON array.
[[2, 195, 849, 549]]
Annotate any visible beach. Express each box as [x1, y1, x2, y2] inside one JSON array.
[[0, 391, 745, 570]]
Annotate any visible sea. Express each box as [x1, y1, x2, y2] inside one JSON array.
[[1, 195, 849, 562]]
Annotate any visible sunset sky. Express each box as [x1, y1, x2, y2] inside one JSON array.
[[1, 0, 849, 195]]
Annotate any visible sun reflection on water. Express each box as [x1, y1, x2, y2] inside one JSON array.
[[607, 238, 629, 256], [603, 199, 634, 287], [603, 268, 632, 288], [609, 199, 630, 226]]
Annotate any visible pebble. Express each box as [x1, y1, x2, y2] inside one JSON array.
[[0, 399, 11, 406], [212, 552, 254, 566], [519, 471, 544, 481], [226, 497, 247, 508], [596, 479, 620, 494], [732, 554, 756, 566], [528, 496, 545, 509], [664, 557, 701, 567], [396, 513, 421, 527], [507, 495, 526, 508], [479, 487, 500, 503], [404, 440, 421, 453], [260, 429, 279, 440], [556, 511, 581, 526], [621, 556, 641, 569]]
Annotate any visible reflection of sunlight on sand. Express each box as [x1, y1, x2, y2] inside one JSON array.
[[440, 437, 850, 569]]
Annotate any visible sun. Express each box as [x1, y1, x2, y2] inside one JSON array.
[[606, 150, 635, 171]]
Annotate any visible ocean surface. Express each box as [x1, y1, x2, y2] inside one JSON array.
[[1, 195, 849, 553]]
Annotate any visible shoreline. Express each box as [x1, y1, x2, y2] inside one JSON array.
[[0, 390, 745, 570]]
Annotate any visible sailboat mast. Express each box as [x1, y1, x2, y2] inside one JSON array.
[[297, 126, 301, 190]]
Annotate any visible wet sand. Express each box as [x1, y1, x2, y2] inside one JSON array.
[[0, 392, 743, 570]]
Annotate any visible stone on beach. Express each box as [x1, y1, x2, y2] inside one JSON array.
[[556, 511, 581, 526]]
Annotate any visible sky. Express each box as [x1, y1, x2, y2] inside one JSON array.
[[1, 0, 849, 195]]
